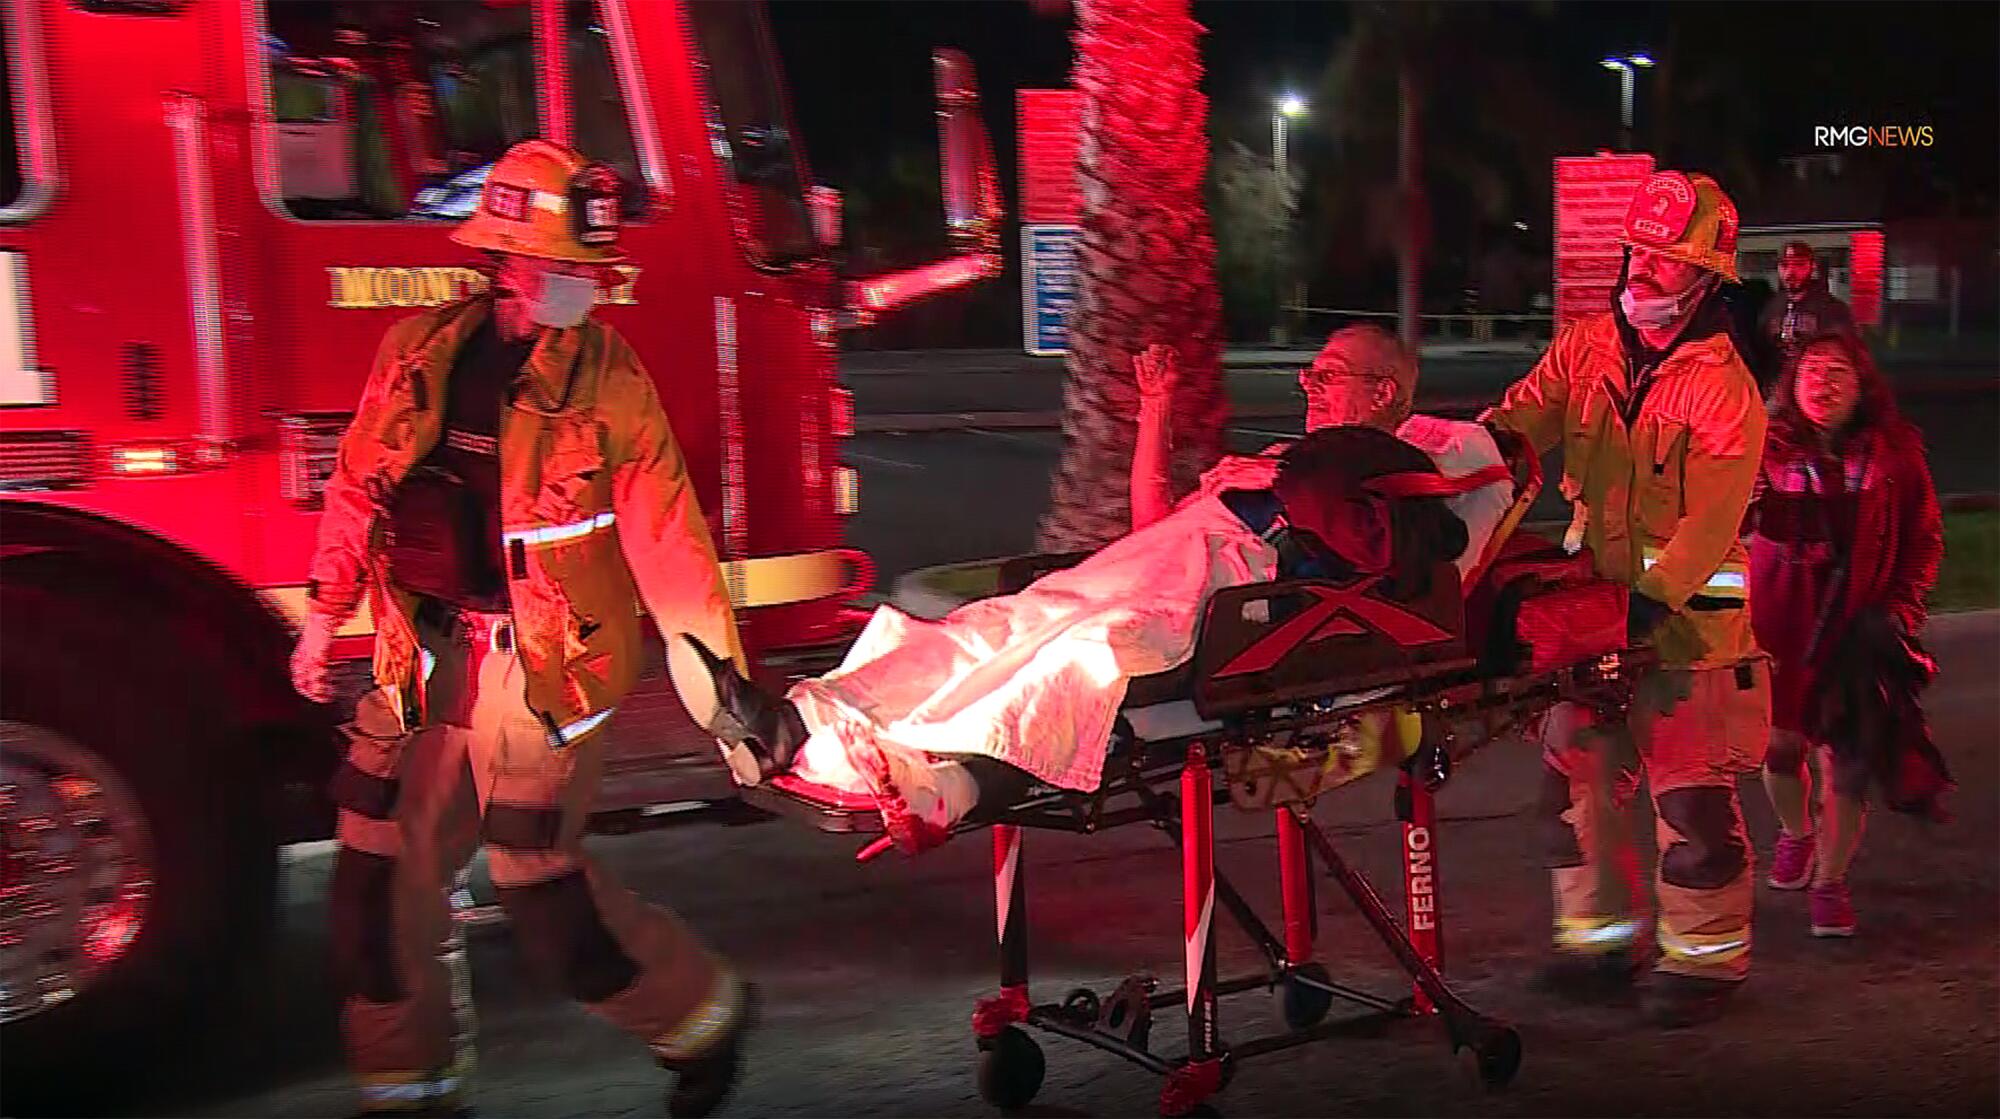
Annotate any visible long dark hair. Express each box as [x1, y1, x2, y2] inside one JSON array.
[[1766, 326, 1898, 449]]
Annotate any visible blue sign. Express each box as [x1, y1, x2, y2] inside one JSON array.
[[1021, 224, 1081, 356]]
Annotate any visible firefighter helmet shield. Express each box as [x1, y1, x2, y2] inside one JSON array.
[[1619, 171, 1740, 283], [451, 140, 628, 263]]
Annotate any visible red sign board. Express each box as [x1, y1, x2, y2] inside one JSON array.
[[1848, 229, 1885, 327], [1553, 153, 1655, 330], [1018, 90, 1085, 224]]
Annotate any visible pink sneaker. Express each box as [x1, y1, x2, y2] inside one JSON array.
[[1809, 880, 1856, 938], [1768, 831, 1815, 890]]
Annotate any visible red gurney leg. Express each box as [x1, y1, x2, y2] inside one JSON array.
[[1166, 745, 1225, 1116], [1394, 713, 1444, 1014], [1399, 771, 1442, 1013], [973, 825, 1031, 1038], [973, 825, 1043, 1111], [1276, 807, 1316, 968]]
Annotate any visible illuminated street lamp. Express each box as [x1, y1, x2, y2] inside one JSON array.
[[1600, 53, 1654, 150], [1273, 93, 1307, 189], [1272, 93, 1306, 343]]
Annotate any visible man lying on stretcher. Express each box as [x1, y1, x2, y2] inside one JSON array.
[[672, 326, 1516, 853]]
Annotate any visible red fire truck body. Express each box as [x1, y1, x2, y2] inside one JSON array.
[[0, 0, 997, 1071]]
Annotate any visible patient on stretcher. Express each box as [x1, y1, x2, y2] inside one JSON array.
[[676, 421, 1497, 852]]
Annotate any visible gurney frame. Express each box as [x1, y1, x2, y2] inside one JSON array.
[[746, 561, 1651, 1115]]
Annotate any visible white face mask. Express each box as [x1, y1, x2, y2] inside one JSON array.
[[1619, 277, 1710, 331], [531, 272, 598, 329]]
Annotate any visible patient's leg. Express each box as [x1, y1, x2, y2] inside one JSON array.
[[880, 759, 1028, 834], [790, 729, 1026, 833]]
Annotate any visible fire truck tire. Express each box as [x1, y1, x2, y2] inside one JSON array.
[[0, 582, 279, 1101]]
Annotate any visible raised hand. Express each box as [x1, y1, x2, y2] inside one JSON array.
[[1133, 343, 1180, 401]]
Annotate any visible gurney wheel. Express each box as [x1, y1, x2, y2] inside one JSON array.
[[1454, 1021, 1522, 1090], [976, 1027, 1045, 1111], [1275, 963, 1335, 1030]]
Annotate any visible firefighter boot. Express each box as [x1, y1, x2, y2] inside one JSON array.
[[1642, 973, 1739, 1029], [675, 636, 806, 785], [664, 984, 758, 1118]]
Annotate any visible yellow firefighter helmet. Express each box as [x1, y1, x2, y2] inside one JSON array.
[[451, 139, 627, 263], [1619, 170, 1740, 283]]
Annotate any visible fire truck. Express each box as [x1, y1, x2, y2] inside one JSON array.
[[0, 0, 1000, 1073]]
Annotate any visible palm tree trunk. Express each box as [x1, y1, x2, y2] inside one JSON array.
[[1396, 62, 1423, 355], [1036, 0, 1227, 552]]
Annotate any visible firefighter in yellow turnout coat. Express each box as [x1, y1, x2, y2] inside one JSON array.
[[1485, 171, 1773, 1028], [290, 141, 752, 1117]]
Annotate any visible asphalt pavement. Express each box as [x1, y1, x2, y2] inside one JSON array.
[[43, 611, 2000, 1118]]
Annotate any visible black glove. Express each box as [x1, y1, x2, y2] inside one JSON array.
[[1627, 590, 1674, 646]]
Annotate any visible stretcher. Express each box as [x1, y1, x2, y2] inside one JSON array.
[[743, 541, 1656, 1115]]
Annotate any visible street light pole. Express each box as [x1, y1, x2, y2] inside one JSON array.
[[1600, 53, 1653, 152], [1617, 65, 1634, 149], [1273, 113, 1287, 193], [1271, 94, 1305, 345]]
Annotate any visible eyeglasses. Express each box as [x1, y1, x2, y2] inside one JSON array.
[[1300, 369, 1395, 394]]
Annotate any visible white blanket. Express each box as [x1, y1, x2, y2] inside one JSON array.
[[789, 495, 1276, 797], [784, 417, 1511, 814]]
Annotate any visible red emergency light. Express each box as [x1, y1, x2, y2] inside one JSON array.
[[1848, 230, 1885, 328]]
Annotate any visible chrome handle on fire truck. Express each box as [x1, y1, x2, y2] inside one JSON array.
[[933, 48, 1002, 255], [163, 92, 234, 452], [838, 49, 1004, 327], [0, 252, 52, 408]]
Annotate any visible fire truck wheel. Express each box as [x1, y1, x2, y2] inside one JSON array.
[[0, 583, 278, 1098]]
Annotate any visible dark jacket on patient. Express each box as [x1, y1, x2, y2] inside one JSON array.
[[1247, 425, 1468, 596]]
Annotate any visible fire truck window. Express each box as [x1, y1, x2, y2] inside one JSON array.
[[565, 2, 648, 220], [684, 0, 816, 266], [1, 26, 23, 212], [262, 2, 538, 221]]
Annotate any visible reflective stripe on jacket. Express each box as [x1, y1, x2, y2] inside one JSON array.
[[1484, 312, 1767, 668], [308, 296, 745, 733]]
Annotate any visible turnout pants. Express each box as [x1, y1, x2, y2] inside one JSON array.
[[1539, 661, 1771, 981], [328, 609, 743, 1112]]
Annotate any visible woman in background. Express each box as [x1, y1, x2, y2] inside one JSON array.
[[1749, 327, 1947, 938]]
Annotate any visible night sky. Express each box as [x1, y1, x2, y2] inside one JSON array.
[[771, 1, 1993, 203], [766, 1, 1996, 341]]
